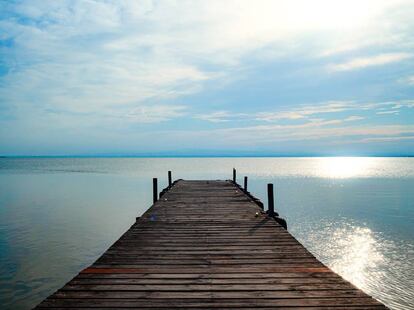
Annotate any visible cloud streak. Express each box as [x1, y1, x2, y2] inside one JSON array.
[[328, 53, 412, 72], [255, 101, 353, 121], [125, 105, 187, 123], [198, 100, 412, 124]]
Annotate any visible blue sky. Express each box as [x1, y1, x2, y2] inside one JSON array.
[[1, 0, 414, 156]]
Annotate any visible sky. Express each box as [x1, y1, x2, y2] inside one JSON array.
[[1, 0, 414, 156]]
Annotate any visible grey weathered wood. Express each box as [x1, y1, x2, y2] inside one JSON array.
[[34, 179, 387, 309]]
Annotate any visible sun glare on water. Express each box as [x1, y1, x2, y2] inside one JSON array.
[[318, 157, 376, 178], [310, 223, 388, 292]]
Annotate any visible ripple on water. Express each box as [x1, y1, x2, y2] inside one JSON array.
[[293, 220, 414, 310], [1, 157, 413, 309]]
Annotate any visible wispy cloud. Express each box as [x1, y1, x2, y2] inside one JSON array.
[[195, 111, 235, 123], [168, 121, 414, 150], [376, 110, 399, 115], [255, 111, 306, 121], [399, 75, 414, 85], [360, 135, 414, 143], [125, 105, 186, 123], [328, 53, 412, 72], [255, 101, 353, 121], [260, 100, 413, 122], [344, 116, 365, 121]]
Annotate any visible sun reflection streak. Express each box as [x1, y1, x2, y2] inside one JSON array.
[[317, 157, 377, 178], [300, 221, 414, 309], [327, 226, 385, 289]]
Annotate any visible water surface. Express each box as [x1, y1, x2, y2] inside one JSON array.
[[0, 157, 413, 309]]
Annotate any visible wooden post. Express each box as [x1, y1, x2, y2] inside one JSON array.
[[244, 176, 248, 192], [153, 178, 158, 203], [168, 171, 172, 187], [267, 183, 274, 216], [233, 168, 236, 183]]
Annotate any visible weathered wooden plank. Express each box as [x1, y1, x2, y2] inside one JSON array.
[[34, 306, 386, 310], [39, 297, 385, 307], [80, 267, 332, 273], [94, 259, 321, 265], [61, 283, 359, 291], [52, 290, 368, 298], [75, 272, 342, 279], [69, 277, 348, 285], [34, 179, 387, 309]]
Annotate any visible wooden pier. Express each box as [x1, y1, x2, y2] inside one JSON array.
[[35, 177, 387, 309]]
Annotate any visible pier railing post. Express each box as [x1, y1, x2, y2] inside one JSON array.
[[267, 183, 274, 216], [153, 178, 158, 203], [233, 168, 236, 183], [244, 176, 248, 192], [168, 171, 172, 188]]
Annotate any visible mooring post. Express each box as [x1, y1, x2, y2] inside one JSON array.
[[153, 178, 158, 203], [244, 176, 248, 192], [168, 171, 172, 188], [233, 168, 236, 183], [267, 183, 274, 216]]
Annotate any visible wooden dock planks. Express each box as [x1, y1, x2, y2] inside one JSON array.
[[34, 180, 387, 309]]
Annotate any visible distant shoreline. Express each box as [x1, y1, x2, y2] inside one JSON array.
[[1, 155, 414, 158]]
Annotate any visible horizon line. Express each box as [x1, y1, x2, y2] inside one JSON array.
[[1, 154, 414, 158]]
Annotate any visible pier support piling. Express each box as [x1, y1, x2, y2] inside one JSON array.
[[168, 171, 172, 188], [267, 183, 274, 216], [153, 178, 158, 203]]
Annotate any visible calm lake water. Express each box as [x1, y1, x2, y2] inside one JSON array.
[[0, 157, 413, 309]]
